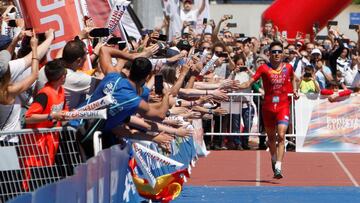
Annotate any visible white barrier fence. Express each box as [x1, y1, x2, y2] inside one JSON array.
[[0, 127, 83, 202], [204, 92, 296, 137]]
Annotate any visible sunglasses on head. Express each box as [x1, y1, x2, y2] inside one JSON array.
[[271, 50, 283, 54]]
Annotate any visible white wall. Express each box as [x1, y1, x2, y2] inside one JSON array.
[[209, 3, 360, 41]]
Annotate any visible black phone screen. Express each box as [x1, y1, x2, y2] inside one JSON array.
[[155, 75, 164, 95]]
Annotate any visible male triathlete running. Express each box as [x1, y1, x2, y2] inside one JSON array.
[[237, 41, 298, 179]]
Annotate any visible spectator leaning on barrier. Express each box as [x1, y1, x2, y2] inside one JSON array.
[[84, 47, 173, 147], [299, 65, 320, 94]]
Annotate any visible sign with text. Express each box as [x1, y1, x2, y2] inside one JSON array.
[[350, 13, 360, 25], [296, 94, 360, 152], [19, 0, 84, 60]]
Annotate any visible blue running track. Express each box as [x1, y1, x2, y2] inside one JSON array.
[[174, 186, 360, 203]]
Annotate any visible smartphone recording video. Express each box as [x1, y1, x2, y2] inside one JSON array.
[[218, 52, 228, 58], [158, 34, 167, 42], [118, 41, 127, 50], [315, 35, 327, 40], [89, 28, 110, 38], [8, 20, 17, 28], [203, 18, 208, 25], [227, 23, 237, 28], [349, 24, 359, 30], [155, 75, 164, 95], [327, 21, 338, 27], [107, 37, 122, 45]]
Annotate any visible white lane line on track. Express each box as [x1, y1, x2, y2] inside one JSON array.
[[332, 152, 359, 187], [256, 150, 260, 186]]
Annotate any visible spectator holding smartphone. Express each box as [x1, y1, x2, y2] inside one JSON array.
[[299, 65, 320, 93], [0, 31, 40, 130], [310, 48, 333, 89], [180, 0, 206, 26]]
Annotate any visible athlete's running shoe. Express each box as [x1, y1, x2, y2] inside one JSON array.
[[273, 168, 283, 179], [271, 160, 276, 173]]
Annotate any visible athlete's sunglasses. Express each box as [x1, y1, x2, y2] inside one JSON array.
[[271, 49, 283, 54]]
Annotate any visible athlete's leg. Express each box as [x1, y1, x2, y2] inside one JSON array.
[[276, 123, 288, 163], [262, 110, 277, 167], [273, 107, 290, 179], [276, 107, 290, 163]]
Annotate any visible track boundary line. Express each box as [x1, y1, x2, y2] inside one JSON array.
[[256, 151, 260, 186], [332, 152, 359, 187]]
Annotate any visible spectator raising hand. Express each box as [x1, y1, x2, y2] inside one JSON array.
[[0, 30, 38, 105]]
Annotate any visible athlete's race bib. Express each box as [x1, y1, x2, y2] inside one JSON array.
[[272, 96, 280, 103]]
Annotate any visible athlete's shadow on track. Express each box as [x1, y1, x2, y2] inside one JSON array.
[[210, 179, 280, 184]]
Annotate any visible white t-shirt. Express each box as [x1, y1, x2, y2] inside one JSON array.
[[180, 9, 199, 23], [234, 71, 252, 104], [0, 58, 29, 131], [38, 68, 96, 109]]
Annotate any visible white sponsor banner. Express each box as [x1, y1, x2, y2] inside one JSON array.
[[295, 94, 360, 152]]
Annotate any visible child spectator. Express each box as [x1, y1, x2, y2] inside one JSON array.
[[25, 59, 68, 128], [335, 70, 347, 90], [299, 65, 320, 93]]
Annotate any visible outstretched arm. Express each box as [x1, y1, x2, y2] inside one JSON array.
[[99, 45, 158, 75], [197, 0, 206, 17], [23, 29, 55, 67], [8, 32, 39, 97]]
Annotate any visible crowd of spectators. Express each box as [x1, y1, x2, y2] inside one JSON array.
[[0, 0, 360, 156]]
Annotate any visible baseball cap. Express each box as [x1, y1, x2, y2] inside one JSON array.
[[184, 0, 193, 4], [0, 50, 11, 78], [166, 47, 180, 58], [311, 48, 322, 56], [0, 35, 12, 51]]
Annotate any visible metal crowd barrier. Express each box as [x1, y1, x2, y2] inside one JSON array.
[[8, 134, 198, 203], [0, 127, 83, 202], [205, 92, 296, 137]]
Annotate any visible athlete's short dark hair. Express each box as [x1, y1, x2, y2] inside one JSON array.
[[269, 41, 283, 50]]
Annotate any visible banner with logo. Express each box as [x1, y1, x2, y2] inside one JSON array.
[[18, 0, 85, 60], [295, 94, 360, 152]]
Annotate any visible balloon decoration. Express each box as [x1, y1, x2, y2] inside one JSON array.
[[262, 0, 352, 41]]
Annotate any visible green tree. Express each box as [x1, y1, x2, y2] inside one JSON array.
[[354, 0, 360, 4]]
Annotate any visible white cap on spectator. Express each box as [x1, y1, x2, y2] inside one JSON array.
[[0, 50, 11, 78], [311, 48, 322, 56]]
